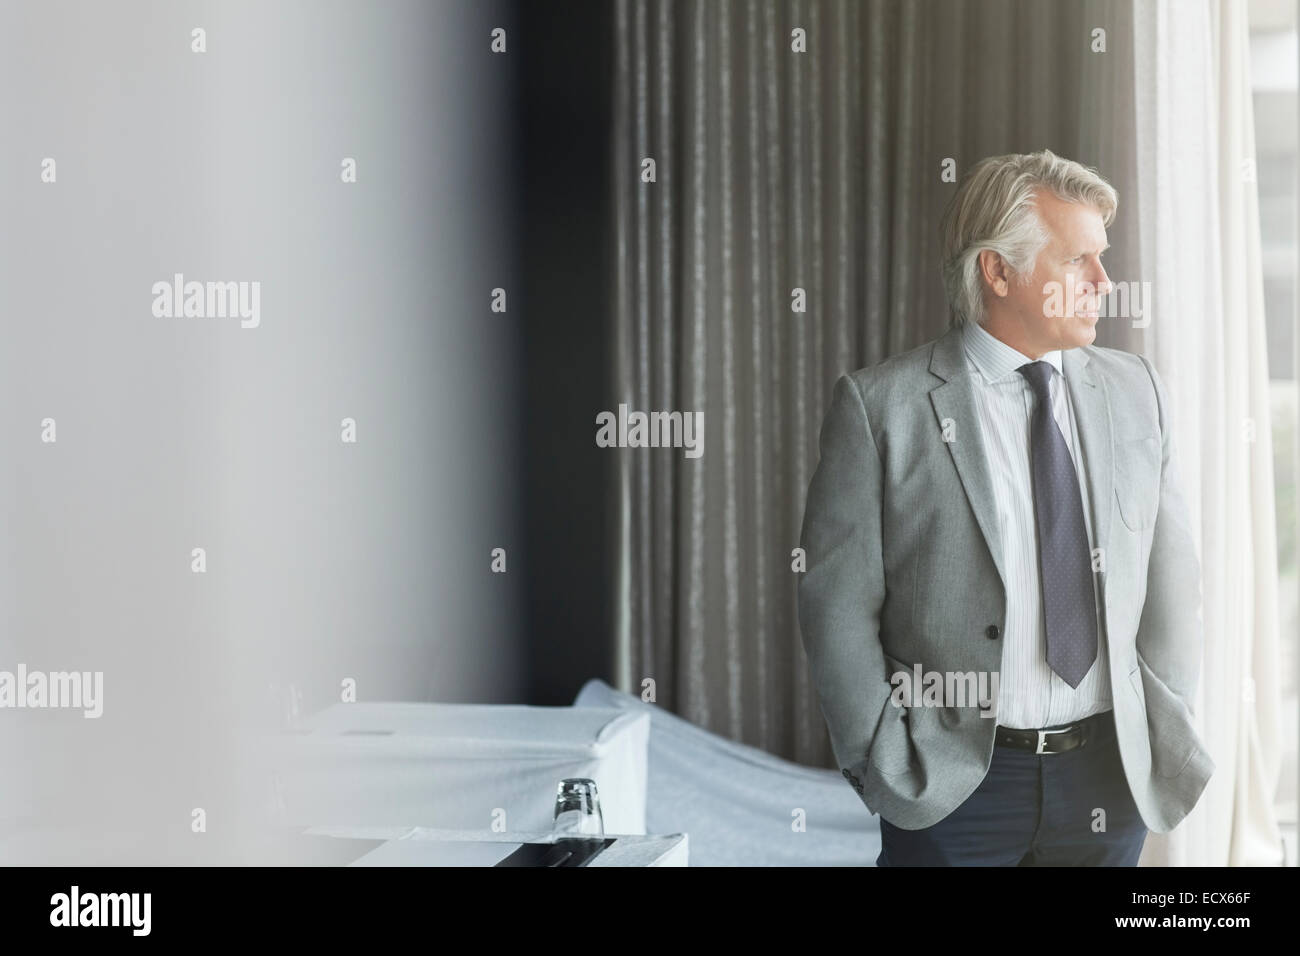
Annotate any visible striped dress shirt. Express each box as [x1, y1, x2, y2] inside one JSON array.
[[961, 319, 1111, 729]]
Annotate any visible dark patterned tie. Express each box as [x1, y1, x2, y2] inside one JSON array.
[[1017, 361, 1098, 688]]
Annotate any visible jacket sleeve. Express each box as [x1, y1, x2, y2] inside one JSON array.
[[797, 373, 905, 796], [1134, 356, 1206, 713]]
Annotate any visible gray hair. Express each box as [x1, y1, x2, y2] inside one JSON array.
[[939, 149, 1118, 326]]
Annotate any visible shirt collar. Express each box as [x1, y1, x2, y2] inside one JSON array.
[[962, 320, 1063, 384]]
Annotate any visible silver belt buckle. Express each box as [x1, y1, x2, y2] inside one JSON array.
[[1036, 728, 1062, 754]]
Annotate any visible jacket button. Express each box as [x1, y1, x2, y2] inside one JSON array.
[[985, 624, 1000, 640]]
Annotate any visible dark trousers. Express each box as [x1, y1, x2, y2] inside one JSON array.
[[877, 709, 1148, 866]]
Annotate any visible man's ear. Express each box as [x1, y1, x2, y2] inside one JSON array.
[[977, 248, 1010, 299]]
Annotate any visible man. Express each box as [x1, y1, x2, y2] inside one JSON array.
[[797, 149, 1214, 866]]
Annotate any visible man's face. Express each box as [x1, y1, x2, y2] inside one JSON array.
[[988, 191, 1111, 355]]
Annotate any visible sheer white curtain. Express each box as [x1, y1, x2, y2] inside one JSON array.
[[1103, 0, 1285, 867]]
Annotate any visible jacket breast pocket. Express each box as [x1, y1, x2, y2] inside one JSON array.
[[1115, 436, 1160, 533]]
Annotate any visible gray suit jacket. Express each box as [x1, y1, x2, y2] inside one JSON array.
[[797, 324, 1214, 832]]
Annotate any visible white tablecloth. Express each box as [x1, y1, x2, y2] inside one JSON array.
[[264, 702, 650, 835], [574, 679, 881, 865]]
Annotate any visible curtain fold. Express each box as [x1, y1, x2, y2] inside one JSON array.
[[611, 0, 1283, 865]]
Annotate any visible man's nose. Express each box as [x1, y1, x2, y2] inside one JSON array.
[[1084, 262, 1112, 298]]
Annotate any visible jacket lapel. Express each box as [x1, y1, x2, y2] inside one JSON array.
[[927, 326, 1008, 594], [1061, 345, 1113, 583]]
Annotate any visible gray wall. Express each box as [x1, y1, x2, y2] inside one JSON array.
[[0, 0, 521, 862]]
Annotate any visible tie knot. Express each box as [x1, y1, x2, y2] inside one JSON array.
[[1017, 360, 1054, 397]]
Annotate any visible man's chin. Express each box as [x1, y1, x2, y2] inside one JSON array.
[[1064, 317, 1098, 348]]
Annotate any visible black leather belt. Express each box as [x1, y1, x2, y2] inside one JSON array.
[[995, 710, 1110, 754]]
